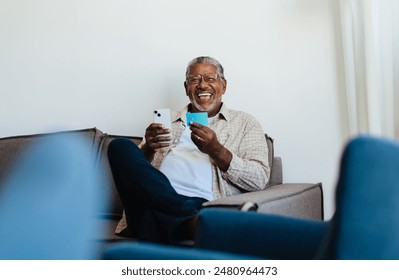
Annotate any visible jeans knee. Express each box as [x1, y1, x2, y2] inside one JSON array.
[[108, 138, 137, 160]]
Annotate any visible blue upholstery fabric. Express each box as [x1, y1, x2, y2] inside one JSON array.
[[0, 134, 107, 259], [102, 135, 399, 259], [195, 208, 329, 259], [103, 242, 257, 260], [328, 136, 399, 259]]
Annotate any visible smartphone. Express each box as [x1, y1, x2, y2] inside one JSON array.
[[153, 108, 172, 143]]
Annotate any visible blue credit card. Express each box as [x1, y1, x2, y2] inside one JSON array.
[[186, 112, 208, 126]]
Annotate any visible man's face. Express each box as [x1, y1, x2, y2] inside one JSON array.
[[184, 63, 227, 117]]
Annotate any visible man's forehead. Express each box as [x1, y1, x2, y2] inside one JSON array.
[[188, 63, 217, 74]]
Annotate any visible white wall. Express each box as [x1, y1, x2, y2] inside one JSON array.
[[0, 0, 344, 219]]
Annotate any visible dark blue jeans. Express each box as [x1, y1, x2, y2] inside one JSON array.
[[107, 138, 207, 244]]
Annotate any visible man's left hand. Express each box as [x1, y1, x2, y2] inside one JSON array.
[[189, 122, 232, 171], [189, 122, 219, 154]]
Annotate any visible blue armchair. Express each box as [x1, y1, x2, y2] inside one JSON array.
[[103, 135, 399, 260], [0, 133, 107, 259]]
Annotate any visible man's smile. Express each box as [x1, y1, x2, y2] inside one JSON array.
[[196, 92, 213, 101]]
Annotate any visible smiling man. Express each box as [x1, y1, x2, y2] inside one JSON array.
[[108, 56, 270, 244], [184, 60, 226, 116]]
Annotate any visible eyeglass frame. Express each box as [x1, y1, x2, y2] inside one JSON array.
[[185, 73, 220, 85]]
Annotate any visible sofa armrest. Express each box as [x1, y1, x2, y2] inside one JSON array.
[[195, 208, 329, 260], [202, 183, 323, 220]]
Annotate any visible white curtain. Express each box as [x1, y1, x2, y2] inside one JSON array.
[[338, 0, 399, 138]]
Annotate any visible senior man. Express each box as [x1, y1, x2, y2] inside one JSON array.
[[108, 56, 270, 244]]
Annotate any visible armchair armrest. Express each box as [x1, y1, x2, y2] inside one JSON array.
[[103, 241, 259, 260], [195, 208, 329, 260], [202, 183, 323, 220]]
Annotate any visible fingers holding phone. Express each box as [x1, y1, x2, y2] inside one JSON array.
[[145, 109, 172, 150], [145, 121, 170, 140]]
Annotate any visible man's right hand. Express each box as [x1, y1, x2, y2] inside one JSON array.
[[141, 123, 171, 158]]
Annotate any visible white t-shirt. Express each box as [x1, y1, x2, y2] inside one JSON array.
[[159, 126, 214, 200]]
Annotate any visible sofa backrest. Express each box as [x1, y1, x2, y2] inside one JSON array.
[[264, 134, 275, 184], [0, 128, 104, 187]]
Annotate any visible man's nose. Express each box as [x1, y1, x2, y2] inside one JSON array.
[[197, 78, 208, 89]]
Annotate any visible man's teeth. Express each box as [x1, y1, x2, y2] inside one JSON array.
[[198, 93, 211, 97]]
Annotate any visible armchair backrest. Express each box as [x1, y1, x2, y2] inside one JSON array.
[[325, 136, 399, 259]]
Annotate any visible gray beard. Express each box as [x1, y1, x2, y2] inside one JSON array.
[[191, 95, 222, 113]]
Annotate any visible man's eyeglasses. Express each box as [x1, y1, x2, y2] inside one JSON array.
[[186, 73, 219, 84]]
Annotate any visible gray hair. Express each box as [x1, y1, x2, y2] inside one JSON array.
[[185, 56, 226, 80]]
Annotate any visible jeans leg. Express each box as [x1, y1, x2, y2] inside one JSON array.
[[107, 138, 207, 243], [107, 138, 147, 236]]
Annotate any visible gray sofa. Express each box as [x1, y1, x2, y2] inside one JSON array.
[[0, 127, 323, 254]]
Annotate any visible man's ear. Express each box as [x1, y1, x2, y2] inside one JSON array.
[[222, 79, 227, 94], [184, 81, 188, 95]]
